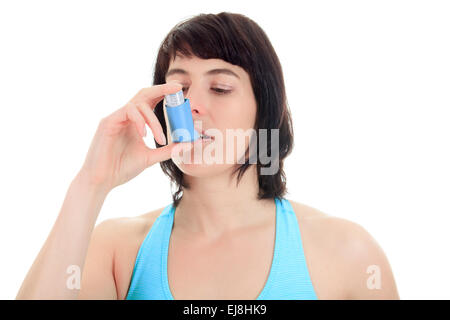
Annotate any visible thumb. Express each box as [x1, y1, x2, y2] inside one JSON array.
[[145, 141, 194, 167]]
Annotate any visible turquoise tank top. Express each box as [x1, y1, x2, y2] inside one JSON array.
[[126, 197, 318, 300]]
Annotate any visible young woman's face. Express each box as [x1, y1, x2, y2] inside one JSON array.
[[165, 54, 257, 177]]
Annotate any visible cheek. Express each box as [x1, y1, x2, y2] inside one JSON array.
[[212, 98, 257, 163], [216, 97, 257, 130]]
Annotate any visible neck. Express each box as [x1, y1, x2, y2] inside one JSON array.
[[173, 165, 275, 239]]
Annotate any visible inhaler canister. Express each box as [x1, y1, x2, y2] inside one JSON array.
[[164, 90, 200, 143]]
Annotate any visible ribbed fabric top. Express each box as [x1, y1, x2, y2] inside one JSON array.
[[126, 197, 318, 300]]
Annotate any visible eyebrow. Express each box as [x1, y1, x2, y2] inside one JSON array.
[[165, 68, 240, 80]]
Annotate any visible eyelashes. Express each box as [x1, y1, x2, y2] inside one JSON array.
[[212, 88, 232, 95], [182, 87, 231, 95]]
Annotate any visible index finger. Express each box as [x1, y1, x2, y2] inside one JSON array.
[[135, 82, 183, 110]]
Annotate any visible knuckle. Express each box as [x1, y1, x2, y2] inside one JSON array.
[[99, 116, 109, 127], [97, 117, 111, 133], [126, 100, 136, 110], [136, 101, 149, 112], [126, 103, 139, 118], [134, 101, 144, 110]]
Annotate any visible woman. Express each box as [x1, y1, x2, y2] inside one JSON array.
[[16, 12, 399, 300]]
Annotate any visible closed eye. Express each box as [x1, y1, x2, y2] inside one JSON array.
[[211, 88, 231, 95], [182, 87, 232, 95]]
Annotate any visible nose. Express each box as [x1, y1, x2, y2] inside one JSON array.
[[184, 86, 205, 117], [184, 88, 208, 136]]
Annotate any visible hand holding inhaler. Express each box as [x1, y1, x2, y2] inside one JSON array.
[[78, 82, 199, 193]]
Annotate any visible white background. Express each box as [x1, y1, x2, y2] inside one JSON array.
[[0, 0, 449, 299]]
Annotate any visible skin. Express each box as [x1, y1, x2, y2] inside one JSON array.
[[17, 53, 399, 299], [79, 200, 400, 300], [164, 54, 267, 238], [78, 55, 400, 300]]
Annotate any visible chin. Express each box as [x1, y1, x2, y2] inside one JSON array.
[[176, 161, 234, 178]]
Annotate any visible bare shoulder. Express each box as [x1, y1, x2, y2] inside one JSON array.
[[288, 199, 330, 220], [93, 206, 167, 299], [95, 208, 163, 245], [97, 205, 167, 256], [287, 199, 400, 300]]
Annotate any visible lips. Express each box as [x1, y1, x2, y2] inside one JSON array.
[[193, 122, 215, 140], [200, 134, 214, 140], [195, 127, 214, 140], [200, 130, 214, 139]]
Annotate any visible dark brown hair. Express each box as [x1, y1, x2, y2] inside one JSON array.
[[152, 12, 294, 208]]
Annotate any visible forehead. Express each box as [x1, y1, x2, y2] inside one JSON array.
[[166, 55, 245, 79], [169, 54, 232, 68]]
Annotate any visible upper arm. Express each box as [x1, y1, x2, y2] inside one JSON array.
[[331, 218, 400, 300], [77, 218, 119, 300]]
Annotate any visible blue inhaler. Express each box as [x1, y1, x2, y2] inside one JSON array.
[[164, 90, 201, 143]]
